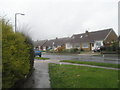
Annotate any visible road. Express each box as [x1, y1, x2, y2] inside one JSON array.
[[42, 53, 120, 64]]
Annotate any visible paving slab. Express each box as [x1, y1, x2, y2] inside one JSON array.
[[20, 60, 51, 88]]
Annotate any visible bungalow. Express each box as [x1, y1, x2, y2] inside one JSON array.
[[65, 28, 118, 51], [35, 37, 70, 51], [118, 36, 120, 47], [34, 40, 48, 50], [34, 28, 118, 51]]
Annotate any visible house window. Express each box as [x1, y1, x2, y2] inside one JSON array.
[[96, 41, 101, 47], [85, 34, 88, 37], [72, 36, 75, 39], [80, 36, 83, 38], [82, 43, 88, 48], [66, 43, 72, 49], [91, 43, 94, 47], [75, 44, 80, 48], [66, 43, 71, 47]]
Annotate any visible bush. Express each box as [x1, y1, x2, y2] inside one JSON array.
[[69, 48, 79, 53], [2, 19, 34, 88], [62, 49, 70, 53], [47, 49, 55, 53], [55, 46, 65, 52], [100, 45, 118, 52], [80, 48, 84, 51]]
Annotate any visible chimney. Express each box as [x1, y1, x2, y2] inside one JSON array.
[[85, 30, 89, 37], [85, 30, 89, 33]]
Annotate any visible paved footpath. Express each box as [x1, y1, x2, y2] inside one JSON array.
[[21, 59, 51, 88], [32, 60, 51, 88], [53, 62, 120, 70], [48, 60, 120, 70]]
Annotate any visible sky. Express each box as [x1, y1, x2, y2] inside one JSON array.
[[0, 0, 119, 41]]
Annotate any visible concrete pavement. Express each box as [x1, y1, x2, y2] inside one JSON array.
[[48, 59, 120, 70], [32, 60, 51, 88], [20, 59, 51, 88], [42, 53, 120, 64]]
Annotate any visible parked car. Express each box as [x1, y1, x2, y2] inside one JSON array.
[[93, 47, 101, 52], [34, 50, 42, 57]]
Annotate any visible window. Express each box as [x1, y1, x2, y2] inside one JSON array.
[[75, 44, 80, 48], [85, 34, 88, 37], [96, 41, 101, 47], [92, 43, 94, 47], [80, 36, 83, 38], [66, 43, 72, 49], [82, 43, 88, 48], [72, 36, 75, 39]]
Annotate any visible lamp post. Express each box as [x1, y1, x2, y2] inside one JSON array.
[[15, 13, 25, 32]]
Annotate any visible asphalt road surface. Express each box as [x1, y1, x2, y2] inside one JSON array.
[[42, 53, 120, 64]]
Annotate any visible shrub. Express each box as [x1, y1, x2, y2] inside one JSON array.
[[55, 46, 65, 52], [80, 48, 84, 51], [62, 49, 70, 53], [100, 45, 118, 52], [48, 49, 55, 53], [2, 19, 34, 88], [69, 48, 79, 53]]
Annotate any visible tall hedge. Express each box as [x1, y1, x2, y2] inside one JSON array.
[[0, 18, 2, 89], [2, 19, 34, 88]]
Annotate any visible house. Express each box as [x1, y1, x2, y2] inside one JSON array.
[[34, 28, 118, 51], [34, 37, 71, 51], [118, 36, 120, 47], [34, 40, 48, 50], [65, 28, 118, 51], [43, 37, 71, 50]]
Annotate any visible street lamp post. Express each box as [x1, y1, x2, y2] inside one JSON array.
[[15, 13, 25, 32]]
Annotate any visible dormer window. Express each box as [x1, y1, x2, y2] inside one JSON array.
[[80, 36, 83, 38], [72, 36, 75, 39], [85, 34, 88, 37]]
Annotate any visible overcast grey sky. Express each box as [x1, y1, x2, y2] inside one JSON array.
[[0, 0, 119, 41]]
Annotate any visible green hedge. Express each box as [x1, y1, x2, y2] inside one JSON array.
[[2, 19, 34, 88], [62, 48, 80, 53]]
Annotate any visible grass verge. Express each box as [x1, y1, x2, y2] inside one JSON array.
[[34, 57, 49, 60], [60, 60, 120, 68], [49, 63, 119, 88]]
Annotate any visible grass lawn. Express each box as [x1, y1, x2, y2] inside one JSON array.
[[34, 57, 49, 60], [60, 60, 120, 68], [93, 54, 118, 57], [49, 63, 119, 88]]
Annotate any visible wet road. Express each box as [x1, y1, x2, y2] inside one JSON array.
[[42, 53, 120, 64]]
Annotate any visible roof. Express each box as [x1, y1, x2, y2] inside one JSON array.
[[118, 35, 120, 41], [70, 28, 113, 43], [34, 28, 116, 47], [34, 40, 48, 47], [42, 37, 71, 47]]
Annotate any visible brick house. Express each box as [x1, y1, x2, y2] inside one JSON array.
[[65, 28, 118, 51], [118, 36, 120, 47]]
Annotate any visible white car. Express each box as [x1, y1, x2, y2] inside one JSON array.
[[93, 47, 101, 52]]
